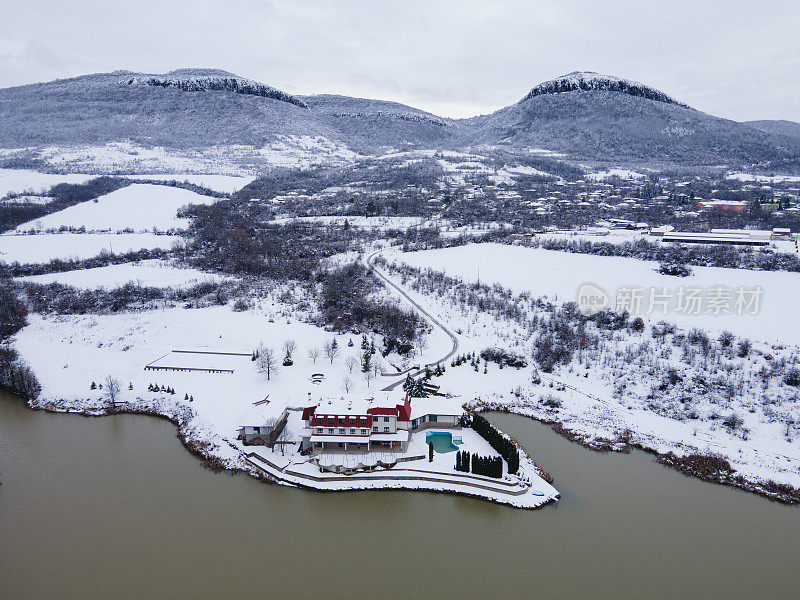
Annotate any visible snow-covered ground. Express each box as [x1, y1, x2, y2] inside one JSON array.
[[587, 168, 646, 181], [370, 245, 800, 499], [273, 215, 427, 230], [0, 232, 180, 263], [12, 301, 556, 508], [259, 135, 360, 168], [0, 168, 94, 197], [16, 260, 226, 289], [125, 174, 256, 193], [726, 172, 800, 183], [13, 184, 216, 233], [397, 243, 800, 344]]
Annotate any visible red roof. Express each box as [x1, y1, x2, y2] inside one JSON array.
[[397, 395, 411, 421], [301, 406, 316, 420]]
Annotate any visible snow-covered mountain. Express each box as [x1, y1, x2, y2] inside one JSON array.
[[1, 68, 799, 171], [466, 73, 800, 168], [745, 119, 800, 140], [127, 68, 308, 108], [519, 71, 689, 107]]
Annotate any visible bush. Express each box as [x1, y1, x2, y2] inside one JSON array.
[[480, 347, 527, 369], [784, 368, 800, 387], [232, 298, 251, 312], [658, 259, 693, 277], [540, 394, 562, 408], [471, 414, 519, 474], [0, 282, 28, 339], [470, 454, 503, 478]]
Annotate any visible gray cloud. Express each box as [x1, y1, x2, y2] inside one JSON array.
[[1, 0, 798, 121]]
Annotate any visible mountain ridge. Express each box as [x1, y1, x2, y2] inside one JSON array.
[[1, 68, 799, 171]]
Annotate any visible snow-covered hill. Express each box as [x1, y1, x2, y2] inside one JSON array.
[[519, 71, 688, 107], [2, 68, 800, 170], [127, 68, 308, 108]]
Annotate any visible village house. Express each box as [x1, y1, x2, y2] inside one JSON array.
[[300, 394, 412, 452], [295, 394, 465, 453]]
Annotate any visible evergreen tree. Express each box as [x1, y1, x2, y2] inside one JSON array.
[[90, 381, 96, 390]]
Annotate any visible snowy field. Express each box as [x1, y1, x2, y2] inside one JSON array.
[[0, 233, 180, 264], [274, 215, 427, 230], [370, 248, 800, 495], [147, 350, 251, 371], [12, 301, 555, 507], [16, 260, 225, 289], [587, 168, 646, 181], [727, 172, 800, 183], [13, 184, 216, 232], [397, 243, 800, 343], [0, 168, 94, 197], [125, 174, 256, 193]]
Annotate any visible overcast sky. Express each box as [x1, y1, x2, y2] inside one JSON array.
[[1, 0, 798, 121]]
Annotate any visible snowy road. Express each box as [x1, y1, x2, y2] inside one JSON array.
[[365, 248, 459, 391]]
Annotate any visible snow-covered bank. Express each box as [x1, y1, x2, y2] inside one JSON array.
[[377, 246, 800, 503], [10, 303, 557, 508]]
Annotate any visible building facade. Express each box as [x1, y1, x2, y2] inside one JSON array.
[[300, 394, 412, 452]]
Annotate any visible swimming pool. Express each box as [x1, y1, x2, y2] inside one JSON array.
[[426, 431, 459, 453]]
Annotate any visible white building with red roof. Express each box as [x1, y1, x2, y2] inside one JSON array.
[[300, 393, 412, 452]]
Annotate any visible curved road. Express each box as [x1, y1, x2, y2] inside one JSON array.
[[365, 248, 459, 391]]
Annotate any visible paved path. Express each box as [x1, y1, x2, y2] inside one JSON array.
[[365, 248, 459, 391]]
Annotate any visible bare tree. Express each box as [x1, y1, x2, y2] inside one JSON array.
[[363, 369, 374, 388], [345, 355, 358, 374], [283, 339, 297, 358], [308, 346, 320, 364], [256, 344, 278, 380], [275, 422, 292, 455], [104, 375, 121, 406], [372, 359, 382, 379], [342, 376, 354, 393], [323, 340, 340, 364]]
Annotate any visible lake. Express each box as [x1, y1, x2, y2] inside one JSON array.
[[1, 391, 797, 599]]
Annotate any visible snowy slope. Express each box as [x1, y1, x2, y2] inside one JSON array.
[[125, 173, 256, 193], [398, 243, 800, 344], [16, 260, 225, 289], [0, 233, 180, 263], [0, 169, 94, 198], [13, 184, 216, 232]]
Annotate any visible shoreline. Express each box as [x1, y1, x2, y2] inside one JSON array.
[[15, 385, 800, 507], [472, 400, 800, 505], [18, 394, 559, 509]]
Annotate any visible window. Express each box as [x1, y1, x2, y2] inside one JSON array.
[[349, 429, 355, 434], [327, 428, 334, 434], [372, 426, 378, 432], [316, 428, 323, 434], [384, 416, 390, 422], [383, 427, 389, 432], [429, 415, 438, 422], [361, 429, 368, 435], [339, 428, 345, 434]]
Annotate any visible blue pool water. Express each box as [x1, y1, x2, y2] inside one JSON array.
[[426, 431, 459, 453]]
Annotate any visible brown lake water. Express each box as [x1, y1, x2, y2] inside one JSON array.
[[1, 390, 798, 599]]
